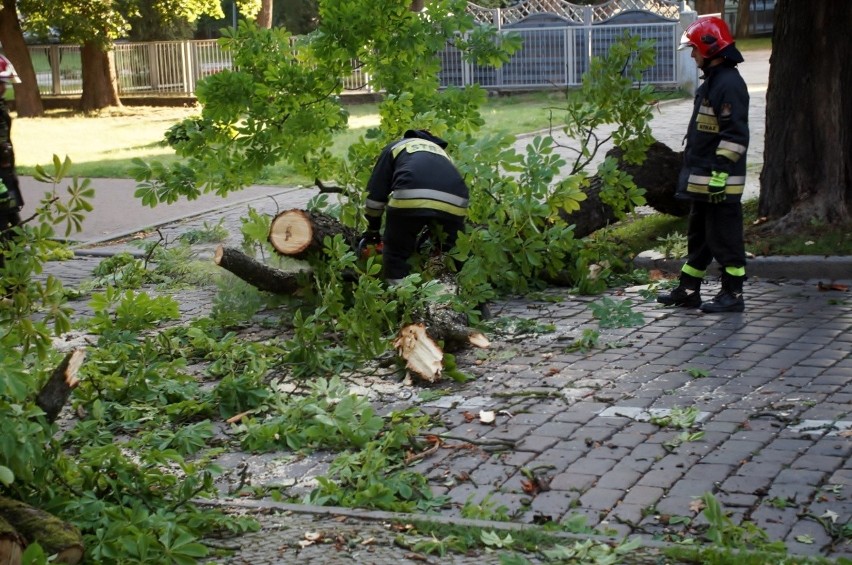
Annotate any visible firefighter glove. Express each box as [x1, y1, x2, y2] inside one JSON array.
[[708, 171, 728, 203]]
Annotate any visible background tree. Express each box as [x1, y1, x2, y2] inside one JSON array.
[[695, 0, 725, 14], [256, 0, 273, 28], [734, 0, 750, 38], [0, 0, 43, 117], [758, 0, 851, 228], [273, 0, 318, 34], [20, 0, 261, 111], [126, 3, 197, 41]]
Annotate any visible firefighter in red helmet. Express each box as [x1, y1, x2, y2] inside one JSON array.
[[657, 16, 750, 313], [0, 53, 23, 272]]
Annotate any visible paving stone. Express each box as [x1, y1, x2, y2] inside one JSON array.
[[548, 472, 597, 493], [527, 421, 580, 438], [785, 519, 835, 556], [790, 453, 846, 475], [526, 490, 579, 521], [578, 486, 624, 513], [699, 439, 766, 465], [595, 465, 642, 490]]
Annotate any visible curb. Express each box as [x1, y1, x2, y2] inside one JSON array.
[[70, 187, 308, 251], [633, 251, 852, 282], [195, 497, 676, 552]]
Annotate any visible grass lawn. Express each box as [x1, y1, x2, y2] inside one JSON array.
[[12, 90, 674, 185]]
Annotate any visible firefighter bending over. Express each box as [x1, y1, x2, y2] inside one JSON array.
[[361, 129, 469, 285], [0, 54, 23, 272]]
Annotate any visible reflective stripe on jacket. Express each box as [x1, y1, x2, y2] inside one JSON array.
[[680, 64, 749, 203], [365, 135, 469, 220]]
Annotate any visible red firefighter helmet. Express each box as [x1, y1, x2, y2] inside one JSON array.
[[0, 54, 21, 84], [678, 16, 735, 59]]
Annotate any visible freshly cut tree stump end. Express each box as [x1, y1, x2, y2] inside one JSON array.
[[268, 209, 315, 257], [0, 514, 24, 565], [36, 349, 85, 424], [268, 209, 358, 261], [394, 323, 444, 383], [0, 497, 84, 565], [468, 332, 490, 349]]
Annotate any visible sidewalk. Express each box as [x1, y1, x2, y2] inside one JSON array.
[[34, 48, 852, 563], [45, 208, 852, 563]]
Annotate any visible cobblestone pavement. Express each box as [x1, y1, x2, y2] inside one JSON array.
[[44, 192, 852, 562], [36, 49, 852, 563]]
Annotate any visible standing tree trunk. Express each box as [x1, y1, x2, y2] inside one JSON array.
[[79, 41, 121, 112], [410, 0, 425, 12], [694, 0, 725, 15], [735, 0, 751, 38], [0, 0, 44, 117], [758, 1, 852, 228], [255, 0, 273, 28]]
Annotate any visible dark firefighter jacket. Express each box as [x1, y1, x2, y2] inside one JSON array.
[[364, 129, 468, 231], [679, 63, 749, 203], [0, 98, 23, 214]]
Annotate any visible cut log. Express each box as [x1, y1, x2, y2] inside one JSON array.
[[268, 209, 358, 260], [214, 245, 308, 294], [36, 349, 85, 424], [394, 323, 444, 383], [561, 141, 688, 239], [0, 514, 24, 565], [0, 498, 83, 565], [420, 300, 491, 353], [393, 321, 490, 383]]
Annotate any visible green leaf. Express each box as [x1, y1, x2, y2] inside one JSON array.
[[0, 465, 14, 486]]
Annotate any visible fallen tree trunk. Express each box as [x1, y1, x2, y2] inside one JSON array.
[[562, 141, 688, 238], [36, 349, 85, 424], [214, 246, 309, 294], [394, 292, 490, 383], [394, 321, 490, 383], [613, 141, 690, 218], [268, 209, 358, 260], [0, 515, 24, 565], [0, 497, 83, 565]]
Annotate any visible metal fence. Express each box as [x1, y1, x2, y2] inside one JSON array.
[[439, 22, 679, 90], [24, 0, 689, 98]]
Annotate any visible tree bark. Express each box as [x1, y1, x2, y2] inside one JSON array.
[[0, 497, 83, 565], [0, 0, 44, 117], [758, 0, 852, 229], [255, 0, 273, 28], [694, 0, 725, 15], [612, 142, 689, 217], [35, 349, 85, 424], [0, 514, 24, 565], [268, 209, 358, 260], [735, 0, 751, 38], [79, 41, 122, 111], [214, 245, 308, 294], [561, 141, 688, 238]]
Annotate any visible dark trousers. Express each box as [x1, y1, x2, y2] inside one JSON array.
[[0, 170, 22, 271], [685, 200, 746, 273], [382, 212, 464, 280]]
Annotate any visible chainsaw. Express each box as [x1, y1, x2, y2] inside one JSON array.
[[356, 237, 383, 259]]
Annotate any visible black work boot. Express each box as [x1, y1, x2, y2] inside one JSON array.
[[657, 273, 702, 308], [701, 273, 745, 313]]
